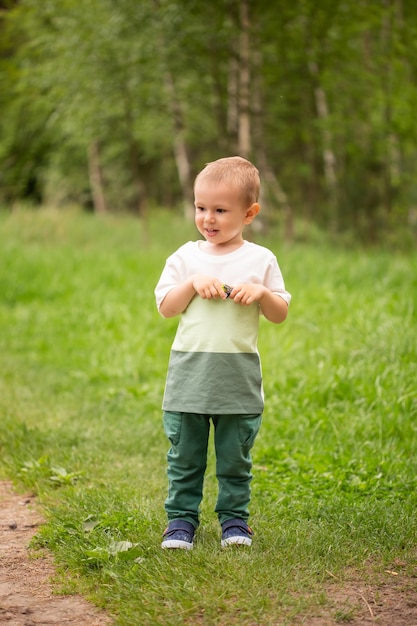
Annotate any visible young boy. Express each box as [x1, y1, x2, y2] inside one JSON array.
[[154, 156, 291, 550]]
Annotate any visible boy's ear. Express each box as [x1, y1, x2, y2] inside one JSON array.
[[244, 202, 260, 224]]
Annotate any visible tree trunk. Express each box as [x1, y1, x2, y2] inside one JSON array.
[[237, 0, 251, 158], [381, 0, 394, 219], [128, 140, 146, 215], [87, 140, 107, 214], [163, 70, 194, 219], [252, 44, 294, 240], [154, 0, 193, 219], [227, 44, 239, 153], [307, 50, 339, 234], [308, 59, 337, 198], [208, 40, 229, 153]]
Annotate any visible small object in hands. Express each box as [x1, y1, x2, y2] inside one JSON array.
[[222, 284, 233, 298]]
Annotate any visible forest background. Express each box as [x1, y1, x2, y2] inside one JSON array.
[[1, 0, 417, 247], [1, 3, 417, 622]]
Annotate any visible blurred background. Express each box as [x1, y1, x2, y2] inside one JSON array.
[[1, 0, 416, 247]]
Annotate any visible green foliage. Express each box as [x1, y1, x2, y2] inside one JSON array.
[[1, 210, 417, 624], [0, 1, 417, 242]]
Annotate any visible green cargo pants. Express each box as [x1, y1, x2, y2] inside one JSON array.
[[163, 411, 262, 528]]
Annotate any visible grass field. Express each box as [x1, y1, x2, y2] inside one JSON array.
[[1, 208, 416, 625]]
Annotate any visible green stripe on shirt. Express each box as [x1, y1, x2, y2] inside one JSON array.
[[162, 350, 264, 414]]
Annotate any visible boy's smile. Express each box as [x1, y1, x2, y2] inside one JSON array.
[[204, 227, 219, 238], [194, 180, 259, 253]]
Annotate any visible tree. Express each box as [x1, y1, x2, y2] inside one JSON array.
[[1, 0, 416, 245]]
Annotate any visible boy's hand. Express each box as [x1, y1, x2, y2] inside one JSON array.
[[230, 283, 266, 305], [231, 283, 289, 323], [191, 275, 227, 299]]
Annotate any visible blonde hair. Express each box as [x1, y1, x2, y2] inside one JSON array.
[[194, 156, 260, 206]]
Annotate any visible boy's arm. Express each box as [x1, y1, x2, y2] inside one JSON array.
[[158, 278, 196, 318], [230, 284, 289, 324], [159, 275, 226, 318], [259, 290, 289, 324]]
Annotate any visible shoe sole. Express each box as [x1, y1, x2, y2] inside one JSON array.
[[221, 536, 252, 548], [161, 539, 193, 550]]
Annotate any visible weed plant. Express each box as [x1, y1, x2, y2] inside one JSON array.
[[1, 208, 416, 625]]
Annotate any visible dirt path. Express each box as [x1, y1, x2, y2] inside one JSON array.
[[0, 480, 112, 626], [1, 480, 417, 626], [304, 574, 417, 625]]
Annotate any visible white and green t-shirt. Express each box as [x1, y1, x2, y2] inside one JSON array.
[[155, 240, 291, 415]]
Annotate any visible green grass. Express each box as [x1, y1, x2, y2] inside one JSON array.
[[1, 207, 417, 625]]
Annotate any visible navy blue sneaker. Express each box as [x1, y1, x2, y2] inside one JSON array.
[[221, 518, 253, 547], [161, 520, 195, 550]]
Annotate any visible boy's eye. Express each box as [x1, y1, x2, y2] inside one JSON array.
[[216, 208, 226, 214]]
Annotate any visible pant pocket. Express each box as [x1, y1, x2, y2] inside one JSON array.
[[163, 411, 183, 447], [238, 414, 262, 450]]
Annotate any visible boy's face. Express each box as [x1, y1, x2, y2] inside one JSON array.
[[194, 179, 259, 250]]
